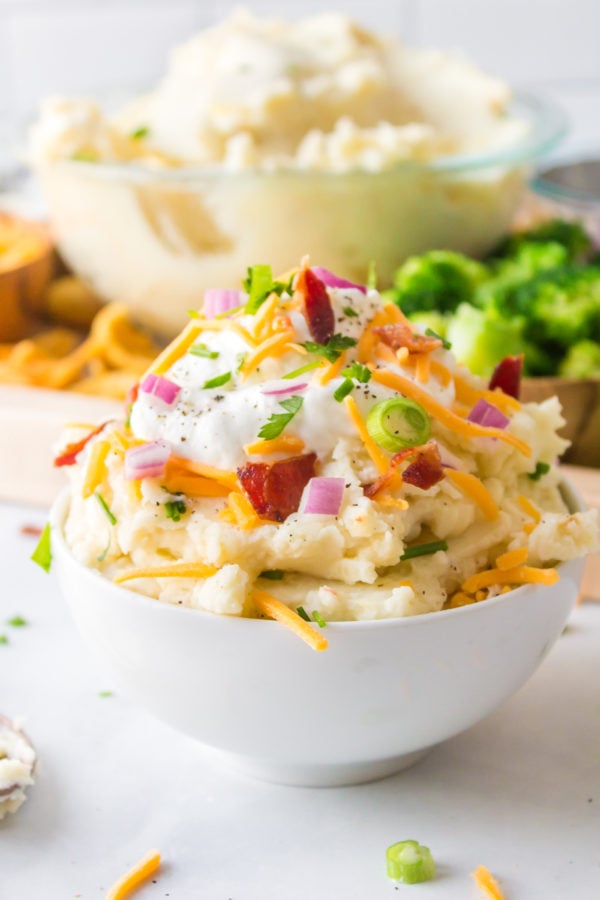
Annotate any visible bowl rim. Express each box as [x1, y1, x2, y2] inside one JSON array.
[[49, 475, 585, 633], [48, 91, 567, 184]]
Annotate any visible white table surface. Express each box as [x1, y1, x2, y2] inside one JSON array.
[[1, 499, 599, 900]]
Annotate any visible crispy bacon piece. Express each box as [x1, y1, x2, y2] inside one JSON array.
[[237, 453, 317, 522], [373, 323, 442, 354], [364, 441, 444, 497], [488, 355, 523, 400], [297, 267, 335, 345], [53, 421, 109, 467]]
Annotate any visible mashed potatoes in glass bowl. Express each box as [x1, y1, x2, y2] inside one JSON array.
[[55, 261, 597, 649], [30, 11, 565, 337]]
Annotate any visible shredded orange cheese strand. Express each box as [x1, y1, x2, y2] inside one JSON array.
[[462, 564, 559, 593], [167, 457, 240, 491], [107, 850, 161, 900], [226, 492, 262, 529], [252, 590, 328, 651], [471, 865, 505, 900], [357, 308, 390, 362], [496, 546, 528, 570], [252, 292, 280, 340], [344, 395, 389, 474], [453, 372, 521, 415], [244, 434, 305, 455], [162, 474, 231, 498], [115, 562, 218, 584], [374, 343, 399, 367], [517, 494, 541, 522], [146, 321, 202, 376], [447, 591, 475, 608], [371, 369, 531, 456], [445, 470, 499, 520], [375, 494, 409, 510], [240, 330, 294, 378], [427, 358, 452, 387], [82, 439, 111, 499], [415, 353, 430, 383], [523, 521, 536, 535], [319, 350, 347, 385]]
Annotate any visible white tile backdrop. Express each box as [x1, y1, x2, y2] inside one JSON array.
[[0, 0, 599, 166]]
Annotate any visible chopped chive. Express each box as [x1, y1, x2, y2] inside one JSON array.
[[0, 635, 8, 645], [258, 395, 303, 440], [333, 379, 354, 402], [425, 327, 451, 350], [341, 362, 371, 383], [165, 499, 187, 522], [529, 461, 551, 481], [31, 522, 52, 573], [203, 372, 231, 389], [236, 352, 247, 372], [343, 305, 359, 318], [282, 360, 324, 379], [312, 610, 327, 628], [95, 491, 117, 525], [386, 840, 435, 883], [97, 534, 111, 563], [296, 606, 311, 622], [215, 303, 245, 319], [260, 569, 285, 580], [130, 125, 149, 140], [7, 616, 27, 627], [400, 540, 448, 561], [367, 260, 378, 290], [244, 265, 275, 314], [98, 690, 114, 698], [189, 343, 220, 359]]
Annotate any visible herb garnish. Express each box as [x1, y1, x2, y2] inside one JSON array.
[[31, 522, 52, 573], [341, 362, 371, 383], [302, 334, 357, 363], [343, 305, 359, 318], [244, 265, 293, 314], [296, 606, 311, 622], [258, 396, 303, 440], [95, 491, 117, 525], [203, 372, 231, 389], [260, 570, 285, 580], [189, 343, 220, 359], [98, 690, 114, 698], [312, 610, 327, 628], [165, 499, 187, 522], [333, 380, 354, 403], [282, 360, 324, 380], [425, 327, 452, 350], [7, 616, 27, 627], [400, 540, 448, 561], [71, 149, 98, 163], [130, 125, 150, 140], [529, 461, 551, 481], [0, 635, 8, 645]]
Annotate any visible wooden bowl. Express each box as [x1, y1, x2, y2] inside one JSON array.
[[0, 214, 55, 342], [522, 377, 600, 468]]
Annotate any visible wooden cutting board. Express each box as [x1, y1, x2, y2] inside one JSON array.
[[561, 464, 600, 600]]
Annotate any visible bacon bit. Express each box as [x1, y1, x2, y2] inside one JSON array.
[[373, 323, 442, 354], [237, 453, 317, 522], [364, 441, 444, 497], [296, 267, 335, 344], [53, 421, 109, 467], [488, 355, 523, 400], [20, 524, 43, 537]]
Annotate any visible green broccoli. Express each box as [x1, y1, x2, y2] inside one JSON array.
[[512, 265, 600, 348], [559, 340, 600, 378], [476, 241, 570, 314], [391, 250, 488, 315], [490, 218, 593, 262], [445, 303, 526, 377]]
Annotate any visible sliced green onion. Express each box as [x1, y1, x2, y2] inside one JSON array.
[[333, 379, 354, 403], [258, 396, 303, 440], [165, 499, 187, 522], [282, 360, 324, 380], [31, 522, 52, 573], [189, 343, 220, 359], [312, 610, 327, 628], [343, 305, 359, 318], [529, 461, 551, 481], [130, 125, 149, 140], [203, 372, 231, 389], [236, 352, 247, 372], [97, 533, 111, 563], [341, 362, 371, 383], [425, 327, 451, 350], [215, 303, 245, 319], [0, 635, 8, 645], [98, 690, 114, 698], [244, 265, 275, 314], [95, 491, 117, 525], [296, 606, 311, 622], [302, 334, 357, 363], [7, 616, 27, 627], [366, 397, 430, 452], [400, 540, 448, 561], [367, 260, 378, 290], [386, 840, 435, 883], [260, 570, 285, 580]]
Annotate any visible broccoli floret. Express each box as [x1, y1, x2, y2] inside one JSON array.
[[491, 218, 592, 262], [391, 250, 488, 315], [513, 265, 600, 347], [445, 303, 526, 377], [559, 340, 600, 378], [477, 241, 571, 314]]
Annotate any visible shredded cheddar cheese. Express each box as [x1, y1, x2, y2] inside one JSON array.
[[106, 850, 161, 900], [167, 457, 240, 491], [344, 395, 390, 474], [226, 492, 262, 529], [453, 372, 521, 415], [162, 474, 231, 498], [147, 321, 202, 376], [517, 494, 541, 522], [496, 546, 528, 570], [82, 439, 111, 499], [415, 353, 430, 383], [244, 434, 305, 455], [462, 564, 559, 593], [319, 350, 347, 385], [471, 865, 505, 900], [114, 562, 219, 584], [240, 330, 294, 378], [445, 470, 499, 520], [252, 590, 328, 651]]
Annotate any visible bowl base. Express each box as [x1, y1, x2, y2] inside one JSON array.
[[209, 747, 433, 788]]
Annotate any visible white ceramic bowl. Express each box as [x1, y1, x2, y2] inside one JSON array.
[[36, 93, 565, 338], [50, 482, 584, 788]]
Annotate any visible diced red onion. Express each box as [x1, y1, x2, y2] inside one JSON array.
[[140, 374, 181, 407], [203, 288, 244, 318], [125, 441, 171, 481], [467, 399, 509, 430], [310, 267, 367, 295], [302, 477, 345, 516], [262, 381, 309, 397]]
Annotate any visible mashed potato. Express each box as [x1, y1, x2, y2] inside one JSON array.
[[60, 263, 598, 622]]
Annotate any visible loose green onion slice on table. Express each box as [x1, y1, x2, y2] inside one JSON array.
[[31, 522, 52, 573], [400, 540, 448, 561], [386, 840, 435, 883], [366, 397, 430, 452]]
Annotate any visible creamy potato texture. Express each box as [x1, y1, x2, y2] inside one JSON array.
[[61, 267, 598, 621]]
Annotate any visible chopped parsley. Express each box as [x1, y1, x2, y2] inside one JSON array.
[[95, 491, 117, 525], [203, 371, 231, 389], [343, 305, 359, 318], [529, 461, 551, 481], [341, 362, 371, 383], [130, 125, 150, 140], [165, 499, 187, 522], [189, 343, 219, 360], [259, 569, 285, 580], [425, 327, 451, 350], [258, 395, 303, 440], [7, 616, 27, 627], [400, 540, 448, 561], [312, 610, 327, 628], [302, 334, 357, 363], [333, 379, 354, 403], [296, 606, 311, 622], [282, 360, 324, 380], [31, 522, 52, 573], [244, 265, 293, 314]]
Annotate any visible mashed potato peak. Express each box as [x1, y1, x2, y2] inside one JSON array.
[[61, 263, 598, 624]]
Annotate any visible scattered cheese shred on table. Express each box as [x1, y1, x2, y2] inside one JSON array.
[[106, 849, 161, 900], [471, 864, 505, 900]]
